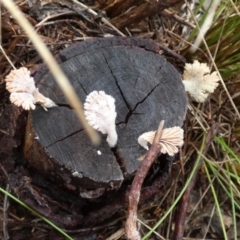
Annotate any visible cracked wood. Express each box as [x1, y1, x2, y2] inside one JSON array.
[[24, 37, 187, 194]]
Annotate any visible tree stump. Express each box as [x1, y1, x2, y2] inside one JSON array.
[[24, 37, 187, 197]]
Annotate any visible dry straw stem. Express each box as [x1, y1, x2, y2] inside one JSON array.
[[70, 0, 125, 36], [185, 0, 240, 120], [0, 45, 15, 69], [189, 0, 221, 53], [229, 0, 240, 15], [1, 0, 100, 144]]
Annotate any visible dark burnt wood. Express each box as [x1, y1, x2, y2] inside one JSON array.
[[24, 37, 187, 196]]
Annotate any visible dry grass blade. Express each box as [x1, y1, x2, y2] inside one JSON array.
[[185, 0, 240, 120], [189, 0, 221, 53], [229, 0, 240, 15], [0, 45, 15, 69], [173, 123, 218, 240], [70, 0, 125, 36], [1, 0, 100, 144]]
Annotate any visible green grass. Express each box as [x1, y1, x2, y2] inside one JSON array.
[[187, 0, 240, 78], [142, 1, 240, 238], [203, 137, 240, 240], [142, 137, 240, 239], [142, 135, 206, 239], [0, 188, 73, 240], [204, 162, 228, 240]]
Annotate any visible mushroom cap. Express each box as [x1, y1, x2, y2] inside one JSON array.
[[5, 67, 36, 94], [183, 60, 220, 102], [159, 126, 184, 155], [138, 126, 184, 156], [84, 91, 118, 147], [10, 92, 36, 110], [84, 91, 117, 135], [137, 131, 155, 150], [5, 67, 56, 111]]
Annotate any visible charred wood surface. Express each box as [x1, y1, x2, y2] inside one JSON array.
[[24, 37, 187, 195]]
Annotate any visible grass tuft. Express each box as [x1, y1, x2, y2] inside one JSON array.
[[0, 187, 73, 240]]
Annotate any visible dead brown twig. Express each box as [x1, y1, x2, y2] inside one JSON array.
[[172, 121, 219, 240], [161, 9, 196, 28], [110, 0, 184, 29], [125, 120, 164, 240]]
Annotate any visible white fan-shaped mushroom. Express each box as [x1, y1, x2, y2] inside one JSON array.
[[5, 67, 56, 110], [10, 92, 36, 110], [138, 126, 184, 156], [5, 67, 36, 94], [182, 60, 220, 102], [137, 131, 155, 150], [84, 91, 118, 147]]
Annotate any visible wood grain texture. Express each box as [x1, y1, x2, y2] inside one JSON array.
[[24, 37, 187, 194]]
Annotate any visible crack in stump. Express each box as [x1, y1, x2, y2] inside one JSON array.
[[111, 146, 127, 175], [116, 83, 160, 126], [132, 83, 160, 112], [102, 53, 132, 112], [46, 129, 83, 148], [56, 103, 73, 109]]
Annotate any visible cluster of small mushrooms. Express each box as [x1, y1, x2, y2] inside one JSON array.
[[5, 67, 56, 111], [5, 60, 220, 154]]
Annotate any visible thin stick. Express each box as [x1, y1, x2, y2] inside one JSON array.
[[0, 4, 15, 69], [162, 9, 196, 28], [229, 0, 240, 16], [0, 45, 16, 69], [70, 0, 125, 36], [125, 120, 164, 240], [1, 0, 100, 145]]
